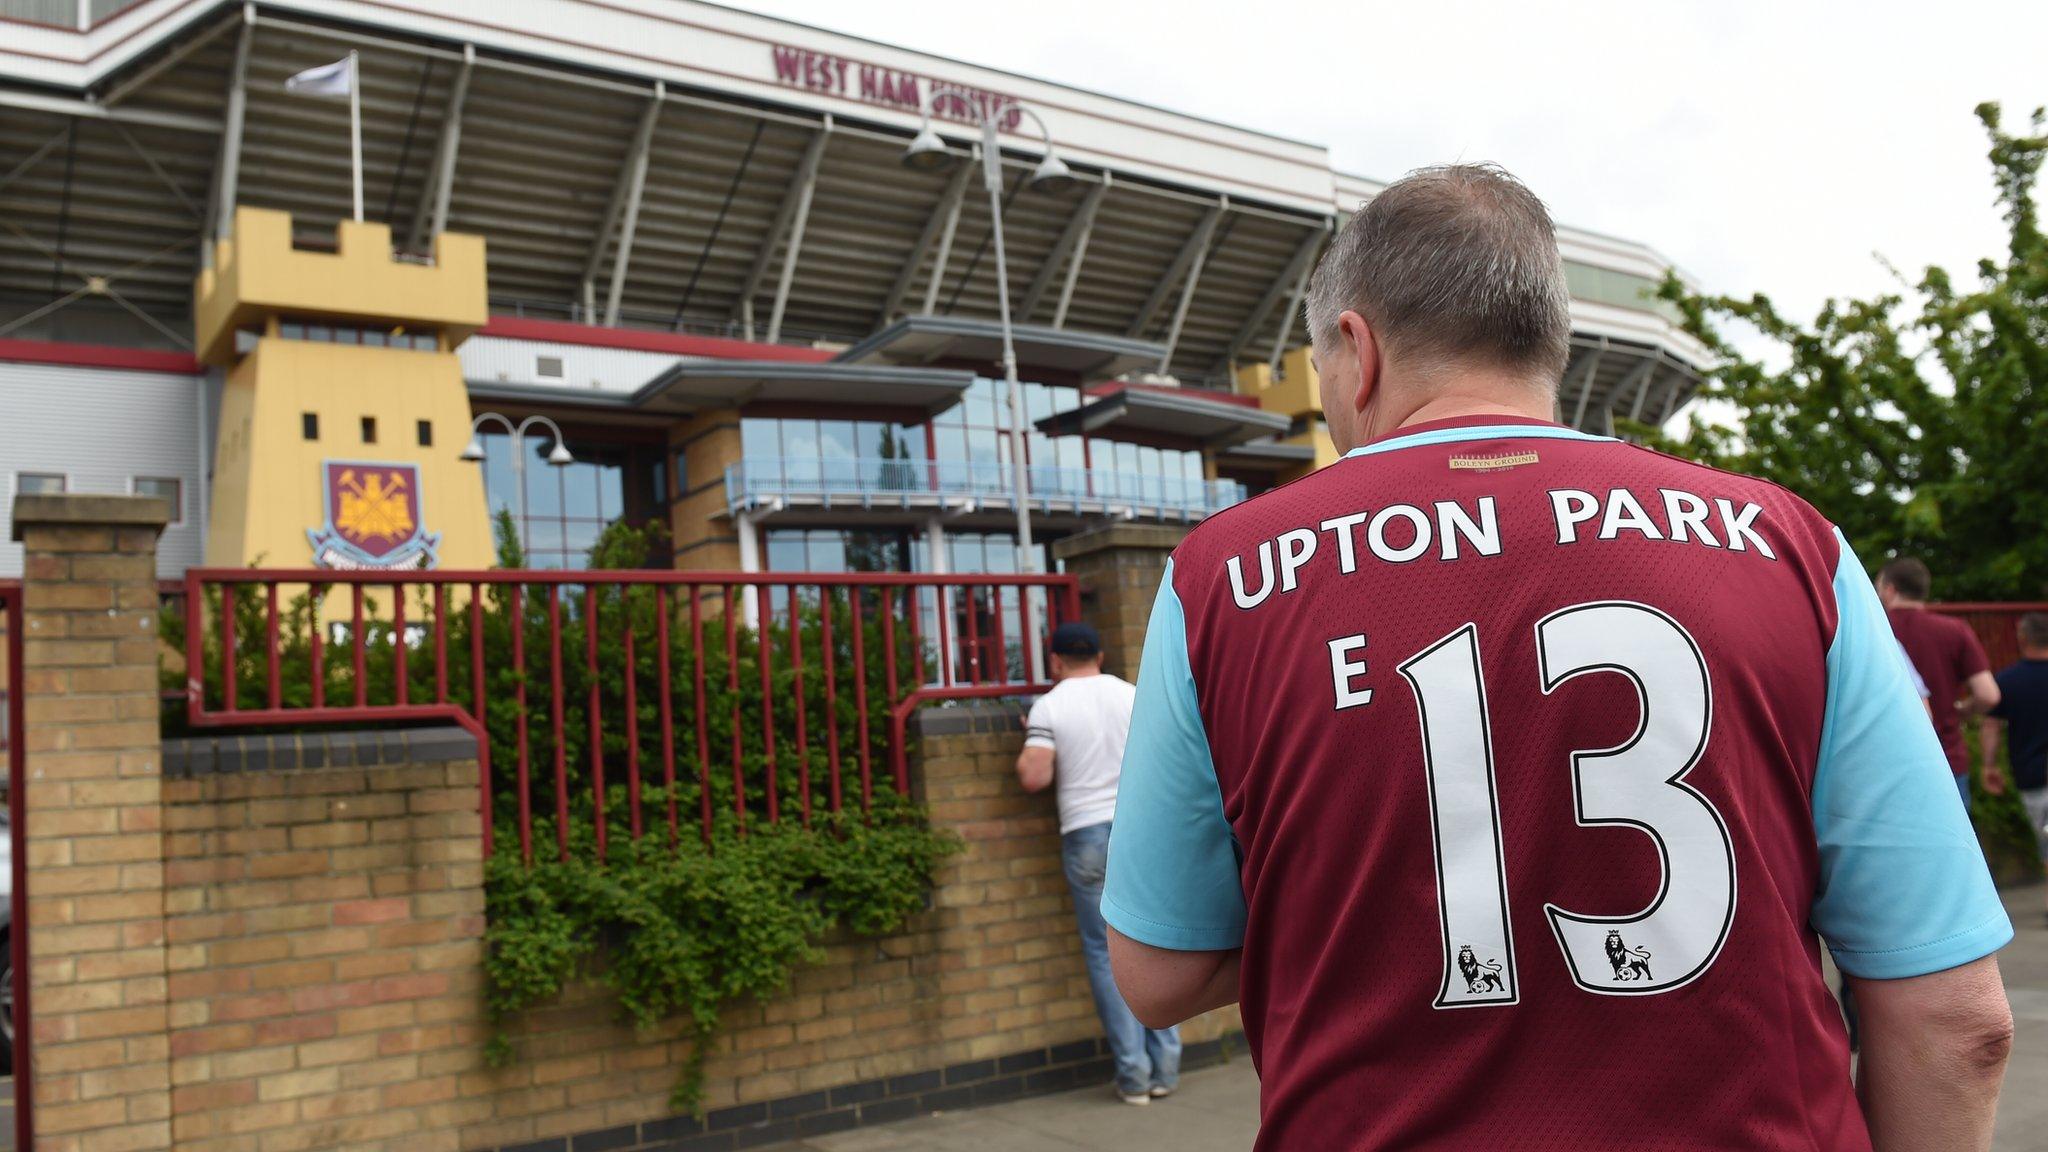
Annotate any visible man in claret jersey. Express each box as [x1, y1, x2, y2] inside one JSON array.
[[1101, 164, 2013, 1151]]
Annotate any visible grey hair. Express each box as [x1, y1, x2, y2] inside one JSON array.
[[1304, 163, 1572, 385]]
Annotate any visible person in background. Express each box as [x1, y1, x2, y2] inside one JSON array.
[[1014, 621, 1180, 1105], [1879, 557, 2000, 806], [1982, 611, 2048, 925]]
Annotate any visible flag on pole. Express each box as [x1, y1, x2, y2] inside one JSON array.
[[284, 56, 355, 99], [284, 53, 364, 222]]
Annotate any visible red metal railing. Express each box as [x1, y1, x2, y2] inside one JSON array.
[[1933, 602, 2048, 671], [181, 569, 1080, 863]]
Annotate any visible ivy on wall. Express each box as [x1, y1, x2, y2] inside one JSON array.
[[165, 513, 963, 1110]]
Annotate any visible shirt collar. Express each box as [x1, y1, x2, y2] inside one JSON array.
[[1343, 414, 1612, 459]]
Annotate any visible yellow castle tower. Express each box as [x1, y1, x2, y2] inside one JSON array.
[[1236, 346, 1341, 481], [194, 208, 493, 572]]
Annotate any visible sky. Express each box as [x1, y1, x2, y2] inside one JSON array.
[[736, 0, 2048, 334]]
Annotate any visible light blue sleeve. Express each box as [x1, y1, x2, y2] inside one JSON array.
[[1895, 639, 1931, 698], [1811, 529, 2012, 978], [1102, 559, 1248, 951]]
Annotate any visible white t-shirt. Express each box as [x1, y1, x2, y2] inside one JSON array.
[[1024, 672, 1137, 834]]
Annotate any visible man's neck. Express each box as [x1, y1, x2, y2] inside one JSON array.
[[1366, 381, 1556, 444], [2022, 648, 2048, 661], [1892, 598, 1927, 611]]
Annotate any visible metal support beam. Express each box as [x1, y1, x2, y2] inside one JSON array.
[[1626, 357, 1660, 422], [734, 123, 831, 338], [207, 5, 256, 268], [101, 11, 240, 106], [880, 152, 972, 324], [1018, 176, 1107, 323], [580, 84, 666, 324], [1128, 201, 1224, 338], [764, 119, 824, 344], [0, 132, 65, 195], [1266, 248, 1316, 376], [1568, 340, 1607, 429], [1657, 371, 1691, 424], [407, 44, 474, 252], [1218, 223, 1325, 374], [604, 85, 665, 328], [1050, 172, 1109, 330], [1156, 205, 1225, 372], [0, 90, 220, 135], [919, 146, 971, 317], [111, 122, 201, 221]]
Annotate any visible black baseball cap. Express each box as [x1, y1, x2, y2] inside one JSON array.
[[1049, 621, 1102, 658]]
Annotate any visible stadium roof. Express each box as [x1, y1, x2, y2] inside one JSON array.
[[0, 0, 1710, 428]]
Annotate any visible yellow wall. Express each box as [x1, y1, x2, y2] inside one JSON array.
[[196, 208, 493, 572], [1235, 347, 1339, 482], [194, 208, 486, 367], [204, 338, 492, 571]]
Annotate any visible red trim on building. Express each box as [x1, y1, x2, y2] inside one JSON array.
[[477, 317, 837, 363], [1085, 380, 1260, 408], [0, 338, 204, 375]]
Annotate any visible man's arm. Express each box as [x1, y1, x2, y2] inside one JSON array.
[[1958, 669, 2001, 717], [1980, 717, 2006, 794], [1811, 533, 2013, 1141], [1015, 745, 1054, 793], [1849, 956, 2014, 1152], [1101, 559, 1249, 1023], [1107, 931, 1240, 1029]]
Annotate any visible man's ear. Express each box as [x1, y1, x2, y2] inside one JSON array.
[[1339, 310, 1378, 416]]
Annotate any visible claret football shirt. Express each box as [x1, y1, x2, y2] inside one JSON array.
[[1103, 416, 2011, 1152]]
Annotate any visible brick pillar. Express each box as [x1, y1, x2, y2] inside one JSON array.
[[1050, 524, 1186, 681], [670, 407, 746, 571], [13, 493, 174, 1152]]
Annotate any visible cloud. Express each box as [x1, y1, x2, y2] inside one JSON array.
[[743, 0, 2047, 329]]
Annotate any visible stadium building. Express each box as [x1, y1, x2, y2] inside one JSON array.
[[0, 0, 1708, 588]]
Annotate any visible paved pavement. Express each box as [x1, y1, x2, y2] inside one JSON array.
[[777, 882, 2048, 1152]]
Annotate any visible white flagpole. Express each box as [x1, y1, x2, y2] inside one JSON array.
[[348, 51, 363, 222]]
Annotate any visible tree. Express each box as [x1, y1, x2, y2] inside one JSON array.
[[1644, 103, 2048, 599]]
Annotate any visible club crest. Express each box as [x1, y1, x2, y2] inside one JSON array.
[[307, 460, 439, 570]]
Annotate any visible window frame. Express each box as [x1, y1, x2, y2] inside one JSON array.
[[15, 472, 68, 497], [130, 476, 184, 525]]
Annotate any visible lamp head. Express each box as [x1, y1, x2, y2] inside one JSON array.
[[901, 128, 955, 172], [1028, 152, 1076, 194], [546, 441, 575, 467], [459, 435, 486, 462]]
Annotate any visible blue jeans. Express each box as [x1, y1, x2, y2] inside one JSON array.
[[1062, 821, 1180, 1095]]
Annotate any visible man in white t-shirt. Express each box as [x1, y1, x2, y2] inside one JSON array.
[[1016, 621, 1181, 1105]]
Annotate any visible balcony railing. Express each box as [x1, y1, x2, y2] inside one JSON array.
[[725, 456, 1248, 522]]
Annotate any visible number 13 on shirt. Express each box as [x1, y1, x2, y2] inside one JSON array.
[[1397, 600, 1737, 1009]]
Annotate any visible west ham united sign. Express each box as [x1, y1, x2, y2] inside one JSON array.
[[307, 461, 440, 570]]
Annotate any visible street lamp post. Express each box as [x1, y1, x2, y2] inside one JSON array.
[[461, 413, 575, 558], [902, 93, 1073, 682]]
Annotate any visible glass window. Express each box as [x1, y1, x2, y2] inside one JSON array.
[[17, 473, 65, 495], [741, 420, 777, 458], [416, 420, 432, 447], [133, 476, 181, 523], [302, 412, 319, 441], [360, 416, 378, 444]]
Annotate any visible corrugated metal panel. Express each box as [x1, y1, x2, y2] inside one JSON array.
[[0, 360, 206, 577], [457, 336, 677, 397]]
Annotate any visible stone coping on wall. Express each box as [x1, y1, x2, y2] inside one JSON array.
[[912, 699, 1030, 738], [162, 724, 478, 775], [481, 1032, 1250, 1152]]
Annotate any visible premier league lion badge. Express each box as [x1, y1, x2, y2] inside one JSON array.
[[306, 460, 440, 570]]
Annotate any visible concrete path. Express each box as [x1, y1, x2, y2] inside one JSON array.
[[778, 882, 2048, 1152]]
